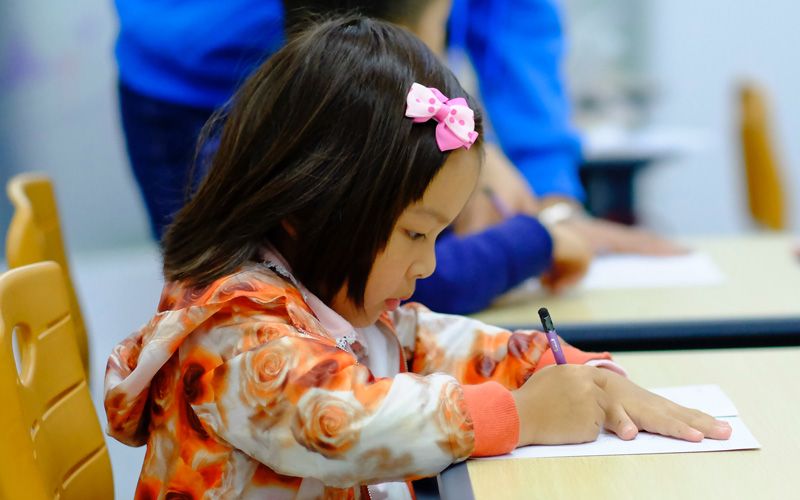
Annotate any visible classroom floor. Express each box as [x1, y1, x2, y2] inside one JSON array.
[[73, 244, 161, 499], [71, 243, 439, 499]]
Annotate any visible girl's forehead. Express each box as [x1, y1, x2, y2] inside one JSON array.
[[405, 205, 450, 224], [410, 149, 481, 221]]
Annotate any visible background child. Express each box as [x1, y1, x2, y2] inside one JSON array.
[[105, 16, 731, 499]]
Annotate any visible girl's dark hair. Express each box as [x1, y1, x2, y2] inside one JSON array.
[[283, 1, 432, 32], [162, 16, 483, 306]]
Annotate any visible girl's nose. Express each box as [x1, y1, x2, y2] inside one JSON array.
[[411, 247, 436, 280]]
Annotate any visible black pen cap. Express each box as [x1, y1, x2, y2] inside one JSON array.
[[538, 307, 554, 331]]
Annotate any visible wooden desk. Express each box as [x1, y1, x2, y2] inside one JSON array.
[[439, 347, 800, 499], [472, 234, 800, 350]]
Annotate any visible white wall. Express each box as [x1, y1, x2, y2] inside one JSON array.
[[0, 0, 150, 257], [637, 0, 800, 235]]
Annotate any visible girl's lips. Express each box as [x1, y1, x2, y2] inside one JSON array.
[[384, 298, 401, 311]]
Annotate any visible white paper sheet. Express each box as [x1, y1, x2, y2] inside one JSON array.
[[477, 384, 760, 461], [500, 252, 726, 303], [579, 252, 726, 290]]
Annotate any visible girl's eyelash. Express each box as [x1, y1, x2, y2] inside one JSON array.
[[407, 230, 427, 241]]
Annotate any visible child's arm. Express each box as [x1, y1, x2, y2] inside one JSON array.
[[392, 302, 622, 389], [390, 305, 732, 447], [188, 321, 499, 486]]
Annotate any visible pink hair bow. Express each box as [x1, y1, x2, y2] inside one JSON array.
[[405, 82, 478, 152]]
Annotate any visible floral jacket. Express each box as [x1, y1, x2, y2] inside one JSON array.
[[104, 260, 613, 499]]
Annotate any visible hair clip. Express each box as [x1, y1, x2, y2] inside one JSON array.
[[405, 82, 478, 151]]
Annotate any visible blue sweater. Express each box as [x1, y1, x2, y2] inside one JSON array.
[[115, 0, 568, 313]]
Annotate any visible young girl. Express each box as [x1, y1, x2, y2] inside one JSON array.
[[104, 16, 731, 499]]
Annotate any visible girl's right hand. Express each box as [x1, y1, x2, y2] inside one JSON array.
[[512, 365, 733, 447], [512, 364, 609, 446]]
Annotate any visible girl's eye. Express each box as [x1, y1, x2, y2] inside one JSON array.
[[406, 230, 427, 241]]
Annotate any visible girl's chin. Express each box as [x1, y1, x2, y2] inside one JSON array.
[[336, 302, 387, 327], [346, 310, 381, 328]]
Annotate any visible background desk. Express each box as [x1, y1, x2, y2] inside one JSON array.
[[579, 127, 700, 224], [439, 347, 800, 500], [472, 234, 800, 351]]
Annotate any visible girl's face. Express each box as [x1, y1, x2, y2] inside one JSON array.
[[331, 148, 481, 327]]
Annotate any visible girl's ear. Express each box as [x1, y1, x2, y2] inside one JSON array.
[[281, 219, 298, 238]]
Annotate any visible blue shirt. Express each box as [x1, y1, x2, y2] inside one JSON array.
[[449, 0, 585, 199], [116, 0, 583, 199], [115, 0, 573, 313], [115, 0, 284, 108]]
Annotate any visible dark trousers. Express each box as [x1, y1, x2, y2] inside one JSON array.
[[118, 82, 215, 240]]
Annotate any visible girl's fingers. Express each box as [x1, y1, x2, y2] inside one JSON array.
[[604, 405, 638, 441], [604, 378, 733, 443], [707, 420, 733, 440], [637, 411, 705, 442], [671, 407, 733, 440]]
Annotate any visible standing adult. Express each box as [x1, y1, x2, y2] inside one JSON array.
[[114, 0, 675, 314]]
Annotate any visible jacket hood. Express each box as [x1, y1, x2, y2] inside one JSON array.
[[103, 263, 317, 446]]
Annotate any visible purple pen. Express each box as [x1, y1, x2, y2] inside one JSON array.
[[538, 307, 567, 365]]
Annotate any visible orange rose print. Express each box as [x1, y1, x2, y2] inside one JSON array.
[[358, 447, 414, 482], [151, 356, 177, 417], [239, 339, 297, 425], [435, 381, 474, 459], [292, 390, 366, 459], [105, 263, 609, 498]]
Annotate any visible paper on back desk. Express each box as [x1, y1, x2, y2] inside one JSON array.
[[499, 253, 726, 304], [579, 252, 726, 290], [477, 384, 760, 461]]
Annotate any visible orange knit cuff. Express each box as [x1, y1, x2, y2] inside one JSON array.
[[462, 382, 519, 457]]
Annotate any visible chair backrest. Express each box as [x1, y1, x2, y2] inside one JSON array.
[[0, 262, 114, 500], [739, 83, 787, 230], [6, 173, 90, 375]]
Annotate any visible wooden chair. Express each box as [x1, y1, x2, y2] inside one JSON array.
[[0, 262, 114, 499], [739, 82, 787, 230], [6, 173, 90, 376]]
